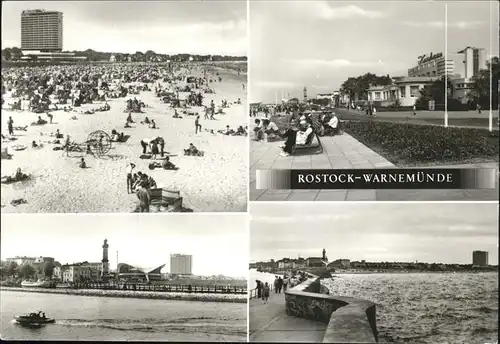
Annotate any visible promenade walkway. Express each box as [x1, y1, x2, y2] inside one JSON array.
[[249, 292, 327, 342], [250, 134, 499, 201]]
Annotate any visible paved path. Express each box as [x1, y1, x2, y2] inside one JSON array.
[[250, 134, 499, 201], [250, 292, 326, 342], [335, 108, 499, 120]]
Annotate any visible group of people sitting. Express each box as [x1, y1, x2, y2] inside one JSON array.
[[183, 143, 203, 156], [140, 116, 158, 129], [130, 171, 157, 192], [125, 98, 146, 113], [111, 129, 126, 142], [140, 136, 166, 159], [217, 125, 247, 136], [252, 112, 341, 157]]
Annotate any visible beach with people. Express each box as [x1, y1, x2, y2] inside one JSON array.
[[1, 62, 248, 212]]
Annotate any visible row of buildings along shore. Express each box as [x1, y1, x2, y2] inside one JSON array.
[[2, 239, 199, 283], [259, 46, 492, 110], [250, 249, 493, 272]]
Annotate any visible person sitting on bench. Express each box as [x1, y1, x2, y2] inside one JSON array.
[[253, 119, 263, 141], [262, 119, 279, 141], [324, 113, 340, 135]]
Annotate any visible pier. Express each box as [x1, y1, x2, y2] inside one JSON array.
[[249, 273, 377, 343]]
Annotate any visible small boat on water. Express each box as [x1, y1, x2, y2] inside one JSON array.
[[14, 311, 55, 327], [21, 280, 51, 288]]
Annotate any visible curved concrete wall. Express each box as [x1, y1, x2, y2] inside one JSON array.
[[285, 276, 377, 343]]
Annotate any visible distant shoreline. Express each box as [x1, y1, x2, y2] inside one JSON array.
[[250, 269, 498, 276], [0, 287, 246, 303]]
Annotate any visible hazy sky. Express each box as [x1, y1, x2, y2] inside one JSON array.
[[250, 1, 497, 103], [1, 214, 248, 278], [1, 1, 247, 55], [251, 203, 499, 265]]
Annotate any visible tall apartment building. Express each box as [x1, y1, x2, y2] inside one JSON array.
[[472, 251, 489, 267], [21, 9, 63, 52], [170, 254, 193, 275]]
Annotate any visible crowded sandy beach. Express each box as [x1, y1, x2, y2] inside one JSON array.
[[1, 62, 248, 212]]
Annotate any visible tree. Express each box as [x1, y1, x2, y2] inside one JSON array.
[[468, 57, 499, 110], [415, 76, 449, 110], [7, 261, 19, 276], [19, 264, 36, 279], [43, 261, 55, 278]]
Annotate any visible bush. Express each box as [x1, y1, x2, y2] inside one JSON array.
[[343, 120, 499, 164]]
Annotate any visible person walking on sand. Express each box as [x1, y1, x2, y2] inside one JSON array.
[[195, 115, 202, 134], [136, 181, 150, 212], [274, 276, 279, 293], [126, 162, 136, 194], [158, 137, 165, 157], [7, 116, 14, 136], [263, 282, 270, 303], [47, 112, 53, 124], [210, 100, 215, 119], [204, 106, 210, 120], [64, 134, 71, 156], [140, 139, 148, 154]]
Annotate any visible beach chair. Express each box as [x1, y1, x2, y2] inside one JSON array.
[[148, 188, 183, 212], [292, 132, 323, 155]]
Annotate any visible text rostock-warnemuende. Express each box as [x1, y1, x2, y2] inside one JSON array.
[[297, 173, 454, 184]]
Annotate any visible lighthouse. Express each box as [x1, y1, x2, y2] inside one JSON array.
[[303, 86, 308, 103], [102, 239, 109, 278]]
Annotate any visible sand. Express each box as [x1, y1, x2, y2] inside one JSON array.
[[1, 65, 248, 213]]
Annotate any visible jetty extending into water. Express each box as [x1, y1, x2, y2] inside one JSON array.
[[1, 286, 247, 303]]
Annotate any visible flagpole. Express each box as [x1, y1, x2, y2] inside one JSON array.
[[444, 4, 448, 128], [488, 0, 493, 132]]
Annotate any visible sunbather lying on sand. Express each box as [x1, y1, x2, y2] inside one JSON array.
[[1, 134, 18, 142], [31, 116, 48, 125], [70, 115, 78, 120], [149, 156, 178, 170], [1, 168, 29, 184]]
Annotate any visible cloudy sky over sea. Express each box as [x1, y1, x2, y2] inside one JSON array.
[[250, 1, 498, 103], [1, 215, 248, 278], [251, 203, 499, 265], [1, 1, 247, 55]]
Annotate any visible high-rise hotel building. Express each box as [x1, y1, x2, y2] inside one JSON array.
[[170, 254, 193, 275], [21, 9, 63, 52]]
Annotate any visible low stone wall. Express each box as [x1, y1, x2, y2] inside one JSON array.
[[285, 277, 377, 343]]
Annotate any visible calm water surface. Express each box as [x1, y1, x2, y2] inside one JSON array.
[[0, 290, 246, 341]]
